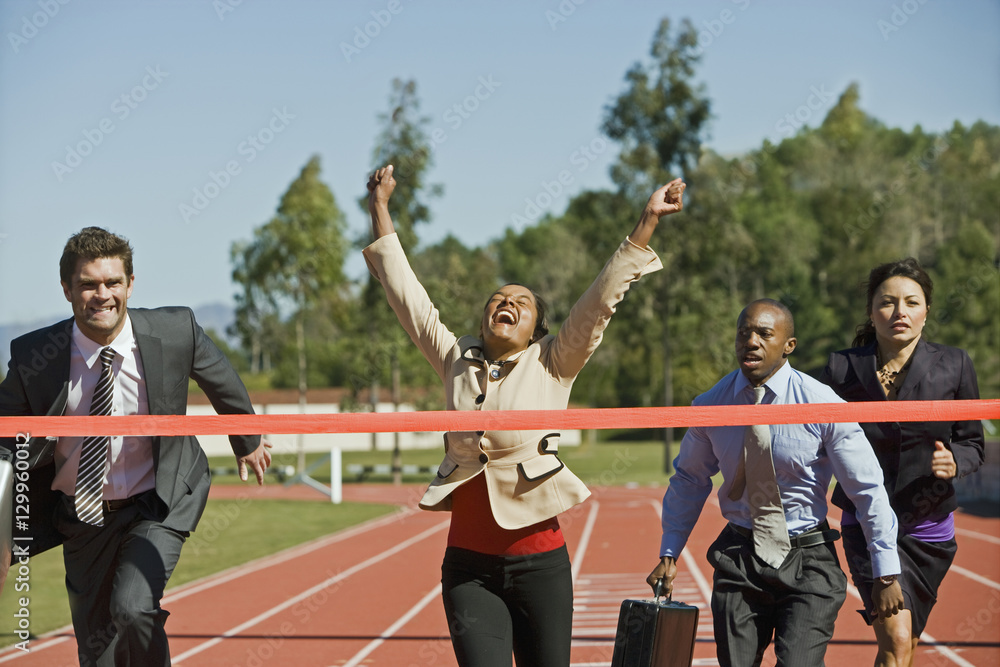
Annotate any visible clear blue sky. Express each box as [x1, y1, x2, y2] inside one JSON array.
[[1, 0, 998, 328]]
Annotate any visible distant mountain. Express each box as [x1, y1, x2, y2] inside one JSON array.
[[190, 303, 238, 344], [0, 303, 236, 371]]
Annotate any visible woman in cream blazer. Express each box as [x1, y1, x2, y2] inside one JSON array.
[[364, 164, 685, 667]]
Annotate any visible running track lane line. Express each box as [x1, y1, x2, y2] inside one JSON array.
[[571, 500, 600, 584], [827, 517, 1000, 591], [949, 564, 1000, 591], [0, 637, 70, 663], [686, 498, 978, 666], [165, 507, 421, 605], [171, 519, 450, 664], [0, 509, 423, 664], [843, 581, 975, 667], [646, 499, 714, 603], [341, 500, 600, 667], [341, 584, 443, 667], [956, 527, 1000, 546], [826, 517, 975, 666]]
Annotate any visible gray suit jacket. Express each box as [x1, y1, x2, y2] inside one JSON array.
[[0, 307, 260, 555]]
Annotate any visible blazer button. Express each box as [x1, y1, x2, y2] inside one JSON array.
[[476, 431, 484, 436], [479, 453, 488, 464], [475, 394, 485, 405]]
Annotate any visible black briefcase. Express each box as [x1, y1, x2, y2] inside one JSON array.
[[611, 589, 699, 667]]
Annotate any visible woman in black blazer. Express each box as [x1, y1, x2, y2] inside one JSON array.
[[821, 257, 984, 667]]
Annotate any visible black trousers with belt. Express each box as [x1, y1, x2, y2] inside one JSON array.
[[708, 523, 847, 667], [440, 544, 574, 667], [55, 492, 187, 667]]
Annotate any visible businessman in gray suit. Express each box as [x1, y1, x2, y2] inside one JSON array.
[[0, 226, 271, 666]]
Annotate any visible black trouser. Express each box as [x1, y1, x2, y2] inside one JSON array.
[[708, 523, 847, 667], [441, 545, 574, 667], [56, 493, 187, 667]]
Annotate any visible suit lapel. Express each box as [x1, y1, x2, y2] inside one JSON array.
[[848, 343, 886, 402], [131, 312, 164, 466], [35, 319, 74, 412], [130, 312, 164, 414], [49, 321, 74, 413], [897, 338, 939, 401]]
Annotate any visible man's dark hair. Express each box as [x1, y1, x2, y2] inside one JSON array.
[[739, 298, 795, 337], [60, 227, 134, 285]]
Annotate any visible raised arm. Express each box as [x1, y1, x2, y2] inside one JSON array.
[[367, 164, 397, 241], [628, 178, 685, 248], [362, 165, 458, 379], [545, 179, 682, 380]]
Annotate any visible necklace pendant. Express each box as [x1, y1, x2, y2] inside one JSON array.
[[490, 367, 500, 380]]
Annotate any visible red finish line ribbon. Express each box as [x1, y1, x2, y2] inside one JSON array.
[[0, 400, 996, 438]]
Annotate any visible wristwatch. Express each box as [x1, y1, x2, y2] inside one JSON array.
[[879, 574, 898, 585]]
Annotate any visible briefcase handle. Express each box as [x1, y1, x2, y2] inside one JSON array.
[[654, 577, 671, 603]]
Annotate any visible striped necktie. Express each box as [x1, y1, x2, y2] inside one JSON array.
[[75, 346, 115, 526]]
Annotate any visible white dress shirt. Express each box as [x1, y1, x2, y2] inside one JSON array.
[[53, 315, 155, 500]]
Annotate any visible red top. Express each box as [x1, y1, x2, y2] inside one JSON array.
[[447, 473, 565, 556]]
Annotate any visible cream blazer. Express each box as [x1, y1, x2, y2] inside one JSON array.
[[363, 233, 662, 529]]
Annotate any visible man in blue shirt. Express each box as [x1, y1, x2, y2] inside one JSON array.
[[647, 299, 903, 666]]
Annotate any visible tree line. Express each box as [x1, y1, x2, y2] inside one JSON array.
[[226, 18, 1000, 424]]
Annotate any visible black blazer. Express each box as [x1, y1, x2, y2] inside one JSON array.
[[820, 338, 985, 525], [0, 307, 260, 555]]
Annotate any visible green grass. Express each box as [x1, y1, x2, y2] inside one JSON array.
[[0, 545, 64, 645], [0, 498, 395, 646], [210, 436, 685, 487]]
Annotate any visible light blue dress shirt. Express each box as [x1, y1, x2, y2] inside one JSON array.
[[660, 360, 901, 576]]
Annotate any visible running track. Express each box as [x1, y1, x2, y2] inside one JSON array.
[[1, 483, 997, 666]]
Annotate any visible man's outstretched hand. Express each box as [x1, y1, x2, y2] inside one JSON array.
[[238, 440, 273, 486]]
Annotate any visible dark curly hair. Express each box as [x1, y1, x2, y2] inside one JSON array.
[[852, 257, 933, 347]]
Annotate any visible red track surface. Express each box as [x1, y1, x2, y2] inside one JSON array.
[[1, 483, 997, 666]]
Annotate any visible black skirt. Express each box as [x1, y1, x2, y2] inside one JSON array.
[[841, 522, 957, 636]]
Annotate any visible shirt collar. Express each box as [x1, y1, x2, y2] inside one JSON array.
[[72, 314, 134, 369], [463, 343, 528, 367], [731, 358, 793, 403]]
